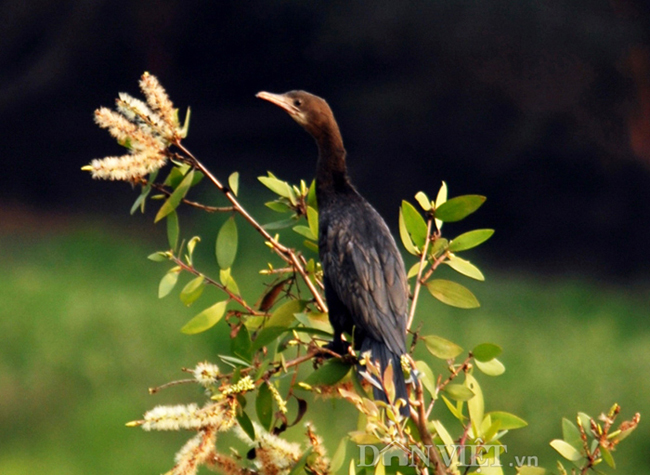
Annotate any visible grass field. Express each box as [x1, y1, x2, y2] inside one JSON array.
[[1, 217, 648, 474]]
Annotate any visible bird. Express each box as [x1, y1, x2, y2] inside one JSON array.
[[257, 90, 410, 417]]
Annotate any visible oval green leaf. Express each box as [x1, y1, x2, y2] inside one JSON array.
[[434, 181, 448, 230], [293, 225, 316, 241], [465, 373, 484, 429], [449, 229, 495, 252], [228, 171, 239, 196], [401, 200, 427, 248], [475, 358, 506, 376], [435, 195, 486, 223], [216, 216, 238, 269], [443, 384, 474, 401], [562, 418, 582, 449], [414, 191, 431, 211], [258, 175, 294, 199], [415, 360, 437, 399], [179, 275, 206, 306], [158, 268, 180, 298], [181, 300, 227, 334], [550, 439, 583, 462], [236, 409, 256, 441], [399, 208, 419, 255], [444, 255, 485, 281], [155, 169, 194, 223], [265, 201, 292, 213], [256, 382, 274, 431], [307, 206, 319, 238], [487, 411, 528, 430], [472, 343, 503, 362], [421, 334, 463, 359], [304, 358, 352, 386], [426, 279, 480, 309]]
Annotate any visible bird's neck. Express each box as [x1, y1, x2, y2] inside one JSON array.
[[314, 124, 353, 198]]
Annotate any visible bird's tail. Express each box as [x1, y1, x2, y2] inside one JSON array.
[[360, 338, 410, 418]]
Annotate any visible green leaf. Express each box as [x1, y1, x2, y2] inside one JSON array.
[[130, 170, 157, 215], [465, 373, 484, 431], [414, 191, 432, 211], [163, 166, 186, 188], [231, 325, 252, 362], [307, 179, 318, 210], [517, 467, 546, 475], [252, 300, 306, 351], [218, 355, 252, 368], [293, 225, 316, 240], [256, 382, 274, 431], [601, 446, 615, 469], [550, 439, 583, 462], [179, 275, 205, 306], [166, 211, 179, 251], [180, 300, 227, 334], [304, 358, 352, 386], [265, 201, 292, 213], [220, 268, 240, 295], [401, 200, 428, 248], [435, 195, 486, 223], [303, 240, 318, 253], [155, 169, 194, 222], [472, 343, 503, 362], [487, 411, 528, 430], [268, 299, 306, 328], [259, 175, 294, 200], [216, 216, 238, 269], [158, 268, 180, 298], [236, 410, 256, 441], [443, 384, 475, 401], [475, 358, 506, 376], [148, 251, 170, 262], [307, 206, 319, 239], [399, 207, 419, 255], [449, 229, 495, 252], [426, 279, 480, 309], [330, 437, 348, 473], [263, 218, 297, 230], [415, 360, 437, 399], [422, 335, 463, 359], [434, 181, 448, 230], [562, 418, 583, 449], [441, 395, 465, 421], [444, 255, 485, 281], [228, 171, 239, 196], [287, 447, 313, 475]]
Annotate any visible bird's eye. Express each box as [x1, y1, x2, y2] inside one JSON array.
[[293, 99, 302, 107]]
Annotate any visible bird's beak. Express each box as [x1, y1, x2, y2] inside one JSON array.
[[256, 91, 299, 116]]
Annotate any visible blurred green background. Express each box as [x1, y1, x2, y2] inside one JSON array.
[[1, 203, 648, 473]]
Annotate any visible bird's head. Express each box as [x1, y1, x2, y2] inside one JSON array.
[[256, 90, 336, 139]]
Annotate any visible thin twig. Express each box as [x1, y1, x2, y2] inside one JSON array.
[[170, 255, 264, 316], [148, 181, 235, 213]]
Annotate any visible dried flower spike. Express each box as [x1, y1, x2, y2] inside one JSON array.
[[83, 73, 186, 181]]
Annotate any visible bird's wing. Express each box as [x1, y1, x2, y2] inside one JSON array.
[[322, 207, 408, 355]]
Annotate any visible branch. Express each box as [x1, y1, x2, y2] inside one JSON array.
[[170, 255, 264, 316], [172, 140, 328, 313], [147, 180, 235, 213]]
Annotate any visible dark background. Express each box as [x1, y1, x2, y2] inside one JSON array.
[[3, 0, 650, 275]]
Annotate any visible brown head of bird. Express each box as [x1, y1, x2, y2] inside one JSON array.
[[256, 91, 343, 148]]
